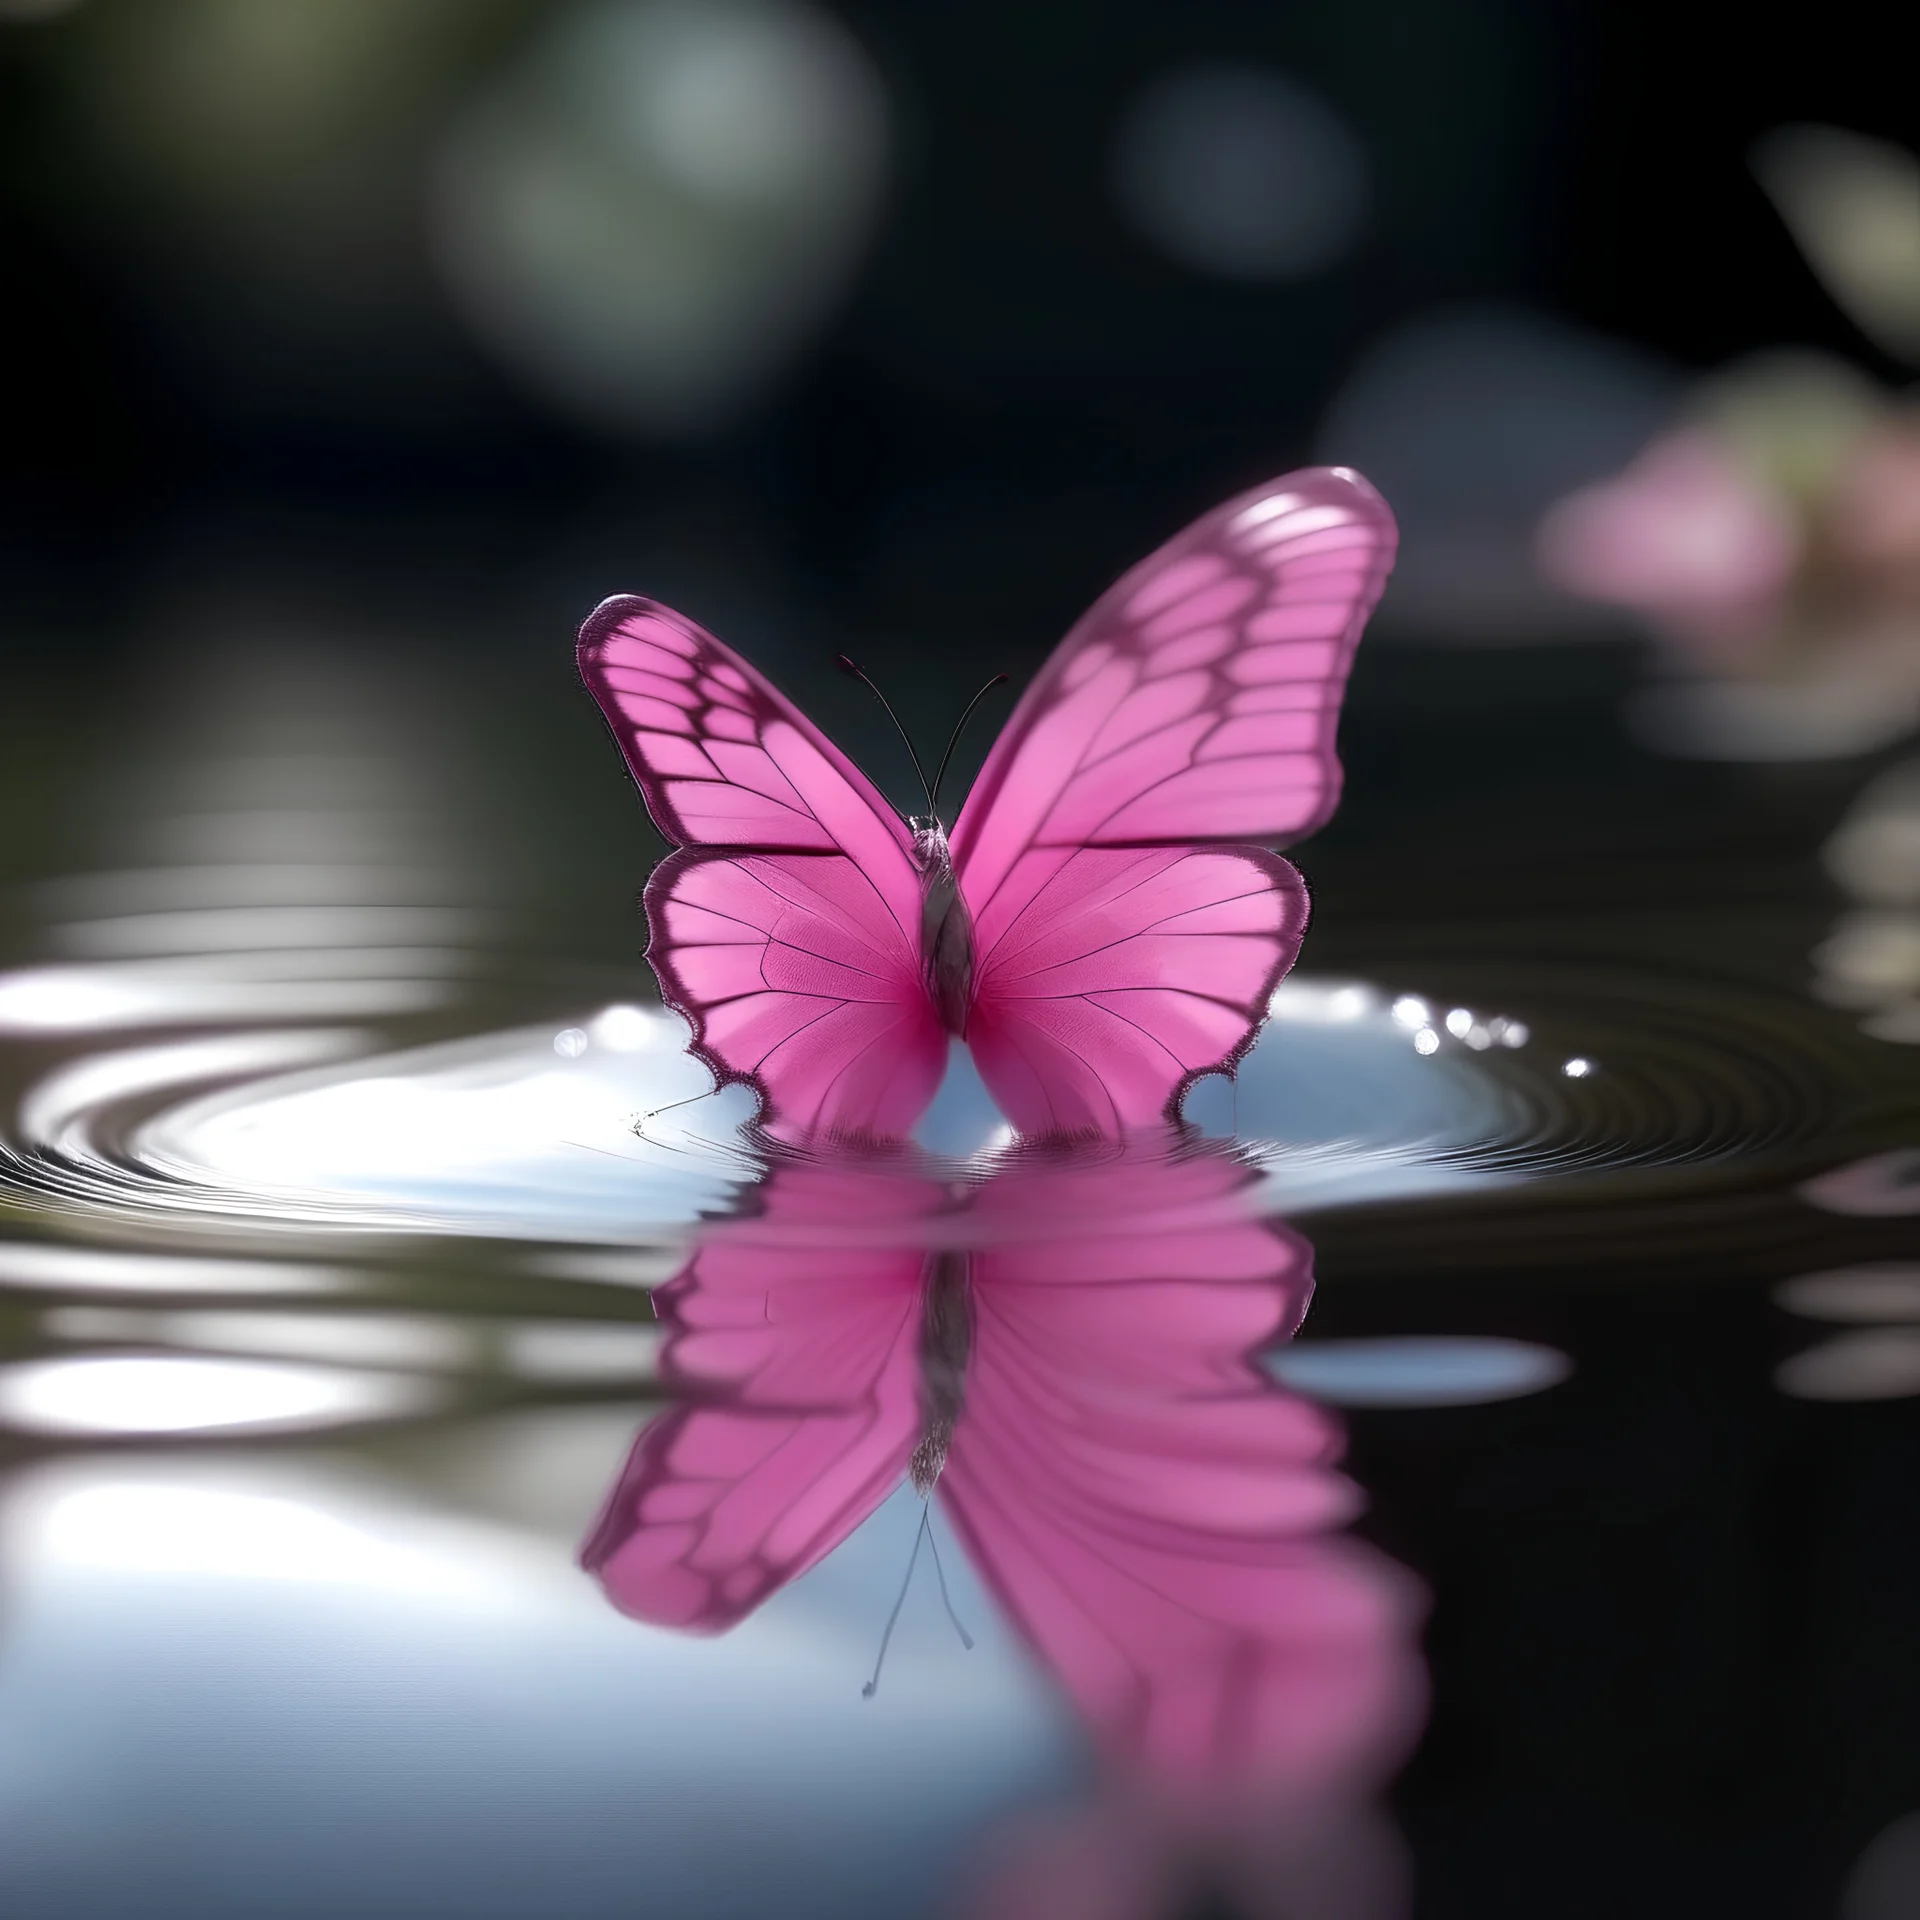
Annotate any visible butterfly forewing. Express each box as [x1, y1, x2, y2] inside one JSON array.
[[950, 468, 1396, 905], [578, 597, 916, 865]]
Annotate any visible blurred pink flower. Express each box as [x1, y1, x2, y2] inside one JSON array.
[[1536, 430, 1801, 630], [1534, 357, 1920, 756]]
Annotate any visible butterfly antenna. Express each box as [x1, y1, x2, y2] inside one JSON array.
[[923, 1514, 974, 1651], [863, 1504, 932, 1699], [837, 655, 934, 814], [930, 674, 1009, 816]]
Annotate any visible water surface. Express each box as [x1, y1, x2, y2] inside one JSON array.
[[0, 628, 1914, 1918]]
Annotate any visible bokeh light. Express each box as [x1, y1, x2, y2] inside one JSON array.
[[1318, 307, 1678, 638], [1751, 124, 1920, 365], [1112, 64, 1369, 281], [431, 0, 891, 435]]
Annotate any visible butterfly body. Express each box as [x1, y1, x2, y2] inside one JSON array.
[[911, 1247, 973, 1492], [910, 816, 977, 1036], [578, 466, 1397, 1141]]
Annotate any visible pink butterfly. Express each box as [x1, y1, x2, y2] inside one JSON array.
[[580, 1140, 1426, 1795], [577, 467, 1397, 1141]]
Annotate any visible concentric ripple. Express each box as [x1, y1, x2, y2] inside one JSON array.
[[0, 959, 1889, 1255]]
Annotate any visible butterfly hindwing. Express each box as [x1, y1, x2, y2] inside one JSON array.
[[645, 846, 948, 1140], [963, 843, 1309, 1135]]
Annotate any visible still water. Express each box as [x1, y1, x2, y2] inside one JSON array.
[[0, 621, 1914, 1918]]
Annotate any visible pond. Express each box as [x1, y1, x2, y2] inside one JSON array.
[[0, 594, 1914, 1920]]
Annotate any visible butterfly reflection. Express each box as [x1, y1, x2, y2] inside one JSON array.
[[583, 1135, 1427, 1917]]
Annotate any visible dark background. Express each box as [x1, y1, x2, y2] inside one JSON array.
[[1, 0, 1909, 945], [1, 0, 1911, 664]]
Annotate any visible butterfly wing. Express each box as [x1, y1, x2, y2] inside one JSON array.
[[646, 845, 949, 1140], [949, 469, 1395, 1135], [578, 598, 944, 1138], [941, 1149, 1424, 1796], [963, 843, 1308, 1136], [951, 469, 1397, 879], [580, 1164, 941, 1630], [578, 596, 917, 863]]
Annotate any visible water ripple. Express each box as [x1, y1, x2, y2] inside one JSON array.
[[0, 960, 1884, 1257]]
